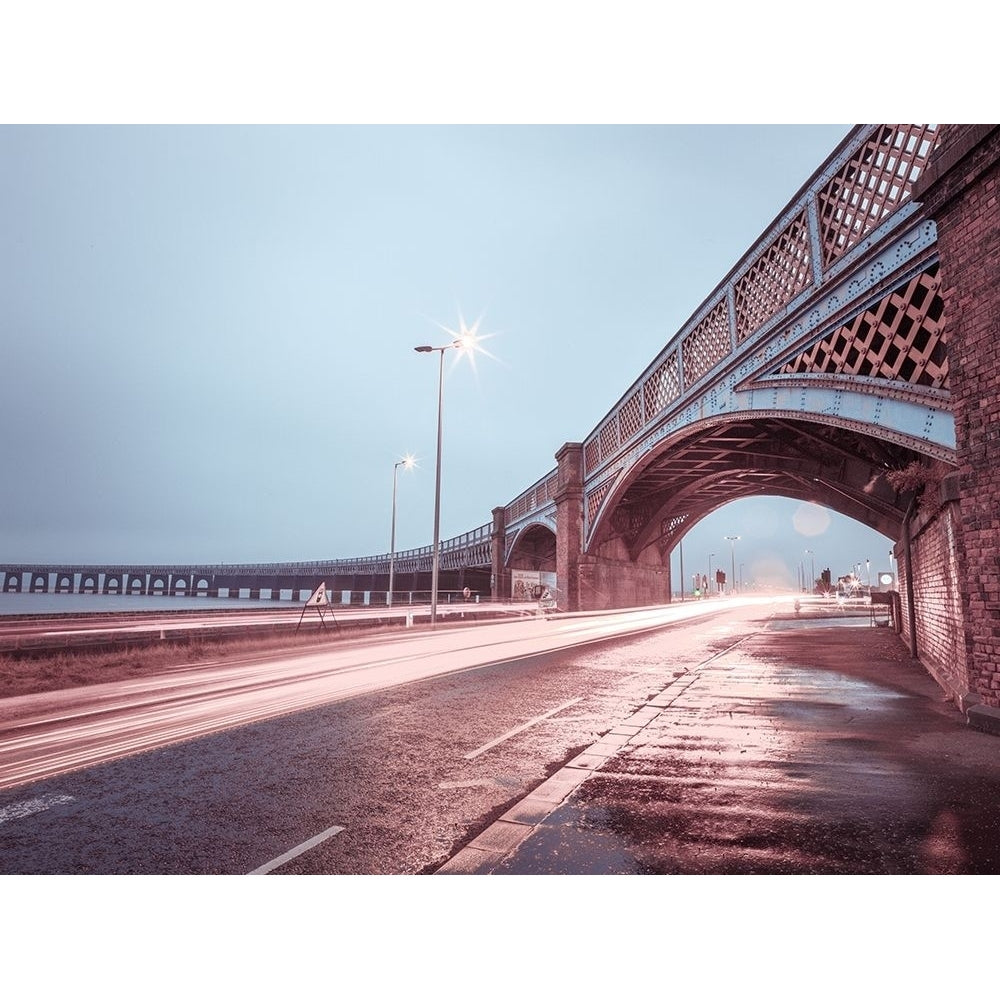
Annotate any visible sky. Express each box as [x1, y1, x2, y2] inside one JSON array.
[[0, 122, 904, 586], [5, 4, 983, 590]]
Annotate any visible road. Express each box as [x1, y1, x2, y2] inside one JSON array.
[[0, 598, 781, 874]]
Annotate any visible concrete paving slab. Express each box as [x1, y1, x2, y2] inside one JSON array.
[[464, 818, 533, 856], [435, 845, 499, 875], [564, 752, 612, 770], [524, 767, 592, 804]]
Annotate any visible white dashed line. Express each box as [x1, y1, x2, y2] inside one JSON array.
[[464, 698, 583, 760], [0, 793, 75, 825], [247, 824, 346, 875]]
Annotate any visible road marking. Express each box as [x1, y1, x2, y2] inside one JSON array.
[[0, 792, 75, 825], [247, 824, 346, 875], [464, 698, 583, 760], [440, 778, 507, 790]]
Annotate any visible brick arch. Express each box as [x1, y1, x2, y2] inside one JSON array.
[[506, 521, 557, 572], [586, 412, 950, 563]]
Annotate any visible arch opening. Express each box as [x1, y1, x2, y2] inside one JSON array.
[[507, 523, 557, 603], [589, 416, 951, 568]]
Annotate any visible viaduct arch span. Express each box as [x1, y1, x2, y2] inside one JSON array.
[[3, 125, 997, 718], [497, 124, 999, 718]]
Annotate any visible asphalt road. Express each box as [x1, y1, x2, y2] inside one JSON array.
[[0, 599, 771, 874]]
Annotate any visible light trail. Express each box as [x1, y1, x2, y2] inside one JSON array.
[[0, 597, 784, 791]]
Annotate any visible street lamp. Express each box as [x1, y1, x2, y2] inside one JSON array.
[[414, 333, 477, 626], [388, 454, 416, 608], [724, 536, 739, 595]]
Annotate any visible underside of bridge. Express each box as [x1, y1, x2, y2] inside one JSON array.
[[589, 416, 949, 569], [507, 523, 557, 572]]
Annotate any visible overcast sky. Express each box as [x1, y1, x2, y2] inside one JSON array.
[[1, 122, 904, 585]]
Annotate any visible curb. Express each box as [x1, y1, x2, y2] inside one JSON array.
[[968, 702, 1000, 737], [435, 671, 701, 874]]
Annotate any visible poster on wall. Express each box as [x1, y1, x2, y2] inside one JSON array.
[[511, 569, 557, 601]]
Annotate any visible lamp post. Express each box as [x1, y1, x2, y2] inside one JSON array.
[[388, 454, 415, 608], [724, 535, 739, 595], [415, 335, 474, 626]]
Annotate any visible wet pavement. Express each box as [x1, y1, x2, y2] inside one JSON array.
[[437, 614, 1000, 874]]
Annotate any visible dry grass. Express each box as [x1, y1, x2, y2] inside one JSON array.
[[0, 629, 344, 700]]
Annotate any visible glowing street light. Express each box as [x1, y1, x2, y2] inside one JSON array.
[[414, 322, 484, 626], [388, 454, 416, 608]]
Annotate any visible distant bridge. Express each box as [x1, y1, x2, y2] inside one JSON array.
[[4, 124, 1000, 720], [0, 523, 493, 604]]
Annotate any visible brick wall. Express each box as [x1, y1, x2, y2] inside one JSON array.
[[912, 125, 1000, 709], [577, 553, 670, 611], [897, 493, 972, 707]]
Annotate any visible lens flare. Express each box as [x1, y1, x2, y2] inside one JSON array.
[[792, 502, 831, 537], [433, 311, 500, 374]]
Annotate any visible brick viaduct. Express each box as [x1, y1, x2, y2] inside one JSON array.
[[2, 125, 998, 722]]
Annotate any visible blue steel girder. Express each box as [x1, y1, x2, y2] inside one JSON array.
[[580, 125, 954, 552]]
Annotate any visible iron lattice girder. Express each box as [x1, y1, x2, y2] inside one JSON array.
[[601, 417, 917, 559], [582, 127, 949, 490]]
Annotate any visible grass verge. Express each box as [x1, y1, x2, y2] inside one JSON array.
[[0, 630, 345, 700]]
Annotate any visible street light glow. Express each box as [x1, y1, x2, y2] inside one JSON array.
[[428, 312, 498, 375]]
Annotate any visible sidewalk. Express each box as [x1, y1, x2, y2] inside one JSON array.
[[437, 613, 1000, 875]]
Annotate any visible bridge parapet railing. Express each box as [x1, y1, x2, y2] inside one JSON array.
[[0, 522, 495, 582], [504, 470, 560, 527], [581, 124, 941, 483]]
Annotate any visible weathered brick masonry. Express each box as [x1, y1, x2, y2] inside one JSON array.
[[896, 481, 970, 706], [911, 124, 1000, 711]]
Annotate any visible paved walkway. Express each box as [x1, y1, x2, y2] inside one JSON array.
[[437, 614, 1000, 874]]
